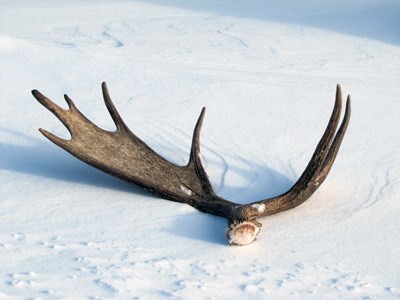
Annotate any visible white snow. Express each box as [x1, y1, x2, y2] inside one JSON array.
[[251, 203, 266, 214], [180, 185, 193, 196], [1, 0, 400, 298]]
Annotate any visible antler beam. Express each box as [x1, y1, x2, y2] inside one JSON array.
[[32, 83, 351, 246]]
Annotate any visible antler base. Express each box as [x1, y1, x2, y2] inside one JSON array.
[[226, 219, 262, 246]]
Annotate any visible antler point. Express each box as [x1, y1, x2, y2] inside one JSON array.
[[31, 89, 42, 99]]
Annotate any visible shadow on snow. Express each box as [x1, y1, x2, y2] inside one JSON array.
[[1, 128, 295, 244]]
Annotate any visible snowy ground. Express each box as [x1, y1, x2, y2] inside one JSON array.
[[1, 0, 400, 299]]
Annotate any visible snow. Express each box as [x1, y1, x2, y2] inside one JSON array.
[[1, 0, 400, 298], [251, 203, 266, 214], [179, 185, 193, 196]]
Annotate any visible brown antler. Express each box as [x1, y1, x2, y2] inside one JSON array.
[[32, 83, 351, 245]]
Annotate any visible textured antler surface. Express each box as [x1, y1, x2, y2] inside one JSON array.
[[33, 83, 351, 245]]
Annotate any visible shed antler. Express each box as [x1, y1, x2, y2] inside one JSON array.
[[32, 83, 351, 245]]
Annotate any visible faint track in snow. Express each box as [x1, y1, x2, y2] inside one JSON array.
[[102, 31, 124, 48], [204, 145, 230, 194], [167, 22, 188, 35], [94, 278, 118, 296], [209, 145, 259, 199], [170, 124, 264, 200], [335, 165, 397, 223], [50, 25, 101, 48], [362, 166, 395, 208], [216, 23, 249, 48]]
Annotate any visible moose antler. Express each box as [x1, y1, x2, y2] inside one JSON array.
[[32, 83, 351, 245]]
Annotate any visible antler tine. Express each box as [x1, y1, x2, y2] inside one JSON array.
[[38, 128, 70, 149], [187, 107, 216, 196], [32, 90, 71, 130], [284, 84, 343, 196], [32, 90, 74, 148], [101, 82, 130, 132], [63, 94, 78, 111], [32, 88, 101, 141], [188, 107, 206, 166], [299, 84, 343, 180], [318, 95, 351, 181]]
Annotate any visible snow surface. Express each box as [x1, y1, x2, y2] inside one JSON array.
[[1, 0, 400, 298]]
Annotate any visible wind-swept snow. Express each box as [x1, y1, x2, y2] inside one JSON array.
[[1, 0, 399, 298]]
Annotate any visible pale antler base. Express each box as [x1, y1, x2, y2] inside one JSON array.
[[226, 220, 262, 246]]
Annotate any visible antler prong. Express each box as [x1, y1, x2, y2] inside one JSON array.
[[32, 90, 70, 127], [311, 84, 343, 173], [187, 107, 216, 196], [101, 82, 129, 132], [318, 95, 351, 179], [189, 107, 206, 165], [38, 128, 70, 148], [63, 94, 77, 111]]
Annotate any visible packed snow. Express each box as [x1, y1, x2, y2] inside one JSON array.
[[1, 0, 399, 298]]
